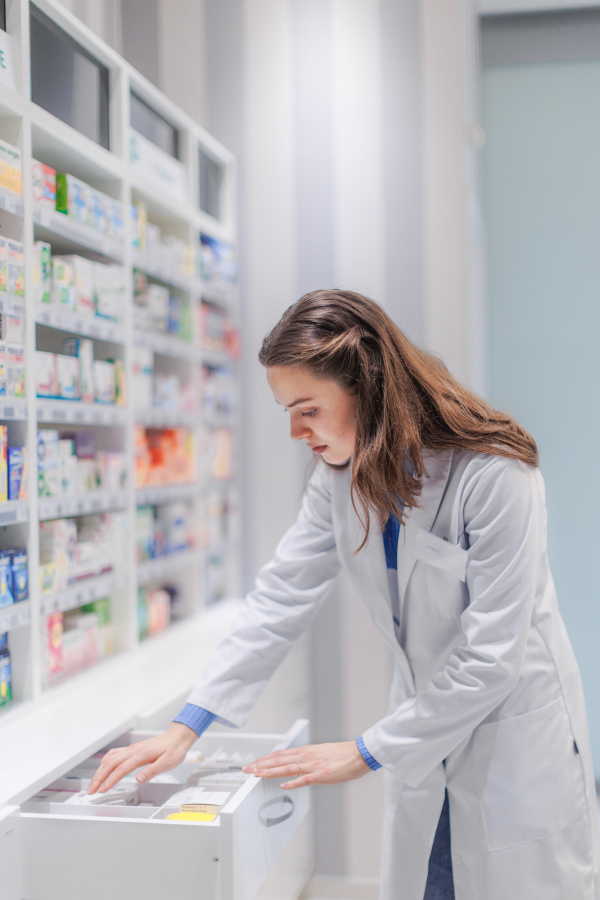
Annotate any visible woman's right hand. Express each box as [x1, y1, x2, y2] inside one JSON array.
[[86, 723, 198, 795]]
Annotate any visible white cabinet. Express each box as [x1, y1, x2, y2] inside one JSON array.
[[20, 720, 310, 900]]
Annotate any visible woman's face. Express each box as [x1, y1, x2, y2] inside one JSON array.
[[267, 366, 357, 465]]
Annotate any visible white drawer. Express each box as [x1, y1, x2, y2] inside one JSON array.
[[20, 719, 311, 900]]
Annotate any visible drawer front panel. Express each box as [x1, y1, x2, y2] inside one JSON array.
[[22, 815, 220, 900]]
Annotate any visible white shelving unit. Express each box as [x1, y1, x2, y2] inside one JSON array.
[[0, 0, 241, 736]]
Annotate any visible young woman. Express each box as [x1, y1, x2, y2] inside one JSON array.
[[89, 290, 600, 900]]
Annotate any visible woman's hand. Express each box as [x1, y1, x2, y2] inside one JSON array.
[[242, 740, 371, 789], [86, 723, 198, 795]]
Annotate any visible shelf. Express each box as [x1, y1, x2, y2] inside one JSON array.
[[0, 293, 26, 316], [33, 204, 125, 263], [133, 329, 198, 361], [0, 399, 27, 421], [38, 491, 128, 521], [0, 186, 23, 217], [135, 407, 198, 429], [201, 349, 232, 368], [0, 500, 29, 525], [40, 572, 120, 616], [37, 399, 127, 425], [136, 483, 200, 506], [132, 249, 203, 295], [35, 304, 123, 343], [137, 548, 202, 586], [0, 600, 31, 634]]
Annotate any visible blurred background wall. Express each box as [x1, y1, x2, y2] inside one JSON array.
[[53, 0, 600, 885]]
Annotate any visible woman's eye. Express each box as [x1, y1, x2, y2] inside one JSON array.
[[300, 409, 317, 418]]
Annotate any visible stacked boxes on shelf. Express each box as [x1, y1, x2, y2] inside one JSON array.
[[138, 584, 182, 640], [132, 201, 197, 280], [0, 632, 12, 707], [37, 430, 126, 499], [135, 427, 196, 488], [0, 426, 28, 501], [33, 241, 124, 321], [136, 502, 196, 563], [44, 597, 113, 685], [133, 272, 191, 340], [36, 338, 126, 405], [0, 547, 29, 610], [0, 235, 26, 402], [133, 347, 195, 412], [199, 233, 237, 292], [0, 138, 22, 196], [39, 513, 121, 595]]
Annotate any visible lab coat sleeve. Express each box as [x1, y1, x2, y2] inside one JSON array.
[[361, 457, 542, 788], [185, 462, 340, 727]]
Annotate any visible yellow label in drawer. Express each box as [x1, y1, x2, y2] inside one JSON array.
[[166, 812, 217, 822]]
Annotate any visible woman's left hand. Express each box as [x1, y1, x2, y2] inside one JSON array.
[[242, 740, 371, 789]]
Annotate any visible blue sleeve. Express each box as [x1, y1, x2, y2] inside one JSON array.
[[173, 704, 217, 737], [356, 735, 381, 771]]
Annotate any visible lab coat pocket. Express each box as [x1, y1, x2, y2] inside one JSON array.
[[414, 528, 467, 582], [415, 528, 468, 620], [473, 697, 587, 852]]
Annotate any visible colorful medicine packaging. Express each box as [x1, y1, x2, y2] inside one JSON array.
[[37, 429, 60, 498], [10, 550, 28, 603], [56, 354, 80, 401], [0, 638, 11, 707], [63, 338, 94, 403], [33, 241, 51, 303], [0, 552, 14, 608], [62, 256, 95, 317], [0, 313, 25, 344], [8, 446, 27, 501], [6, 344, 25, 399], [0, 138, 22, 195], [31, 159, 56, 208], [7, 239, 24, 296], [51, 257, 75, 309], [55, 173, 91, 225], [0, 425, 6, 502]]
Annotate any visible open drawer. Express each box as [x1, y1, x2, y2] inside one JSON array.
[[20, 719, 311, 900]]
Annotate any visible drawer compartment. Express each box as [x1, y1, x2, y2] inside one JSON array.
[[21, 719, 310, 900]]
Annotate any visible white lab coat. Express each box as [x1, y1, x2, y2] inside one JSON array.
[[187, 449, 600, 900]]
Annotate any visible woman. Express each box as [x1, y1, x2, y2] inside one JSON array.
[[89, 290, 600, 900]]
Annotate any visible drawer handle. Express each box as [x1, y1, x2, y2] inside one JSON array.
[[258, 795, 295, 827]]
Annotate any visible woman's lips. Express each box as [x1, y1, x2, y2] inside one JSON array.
[[310, 445, 327, 454]]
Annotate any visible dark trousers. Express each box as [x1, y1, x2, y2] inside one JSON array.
[[423, 790, 455, 900]]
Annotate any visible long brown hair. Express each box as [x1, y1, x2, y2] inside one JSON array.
[[259, 290, 538, 547]]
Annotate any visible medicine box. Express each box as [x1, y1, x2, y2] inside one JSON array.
[[63, 338, 94, 403], [37, 430, 60, 498], [8, 446, 27, 501], [106, 197, 124, 241], [51, 258, 75, 310], [0, 237, 6, 291], [33, 241, 52, 303], [89, 189, 107, 233], [0, 342, 6, 397], [0, 313, 25, 344], [0, 425, 6, 502], [0, 138, 22, 195], [56, 173, 92, 226], [0, 651, 11, 706], [10, 549, 28, 603], [63, 256, 95, 317], [0, 552, 14, 608], [36, 351, 57, 398], [6, 344, 25, 399], [31, 159, 56, 208], [7, 240, 24, 296], [56, 354, 80, 401], [93, 360, 115, 404]]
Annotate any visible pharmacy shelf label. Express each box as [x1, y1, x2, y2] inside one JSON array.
[[41, 573, 119, 616], [132, 250, 203, 296], [135, 407, 197, 429], [36, 400, 127, 426], [136, 483, 200, 507], [38, 491, 128, 520], [0, 185, 23, 217], [133, 329, 198, 361], [0, 501, 28, 525], [33, 205, 125, 263], [0, 293, 25, 316], [0, 601, 30, 633], [137, 549, 202, 586], [35, 305, 123, 344], [0, 400, 27, 421]]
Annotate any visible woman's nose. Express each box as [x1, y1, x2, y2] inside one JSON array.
[[290, 417, 311, 441]]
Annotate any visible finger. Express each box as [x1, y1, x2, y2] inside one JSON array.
[[251, 763, 306, 779], [243, 747, 310, 770], [95, 754, 148, 793], [136, 753, 176, 784], [88, 749, 132, 793], [280, 774, 313, 790]]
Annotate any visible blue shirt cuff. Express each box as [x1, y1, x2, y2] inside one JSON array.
[[356, 735, 381, 771], [173, 704, 217, 737]]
